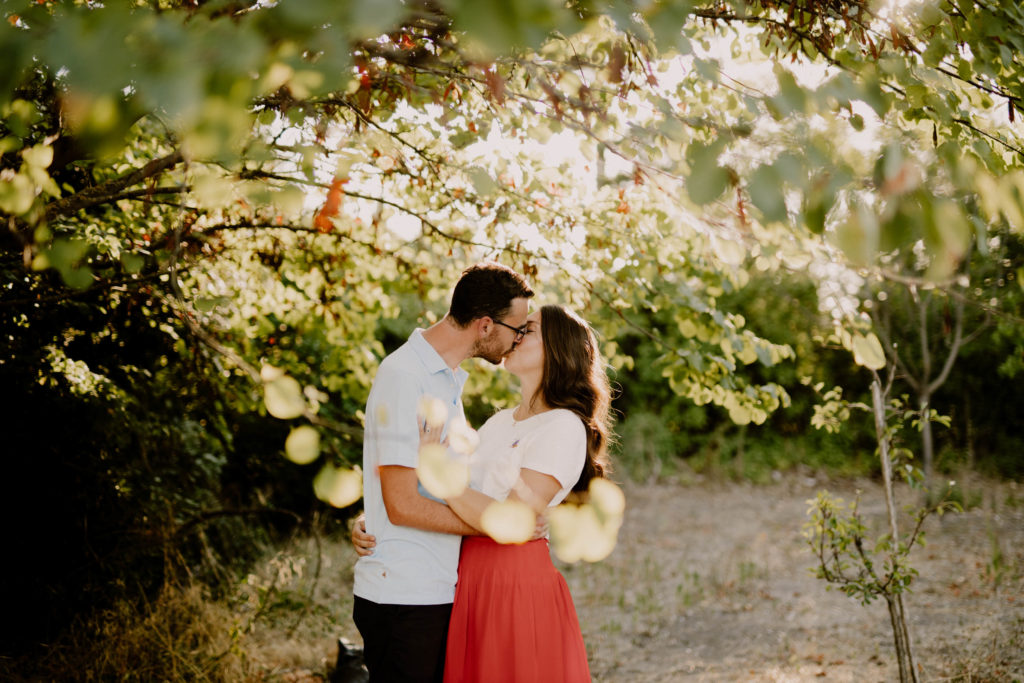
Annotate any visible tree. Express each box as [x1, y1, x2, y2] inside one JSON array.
[[4, 0, 1021, 444], [2, 0, 1023, 661]]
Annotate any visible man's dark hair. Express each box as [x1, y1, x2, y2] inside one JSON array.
[[448, 262, 534, 327]]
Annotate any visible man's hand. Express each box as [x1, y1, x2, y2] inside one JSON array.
[[351, 513, 376, 557], [531, 511, 549, 541]]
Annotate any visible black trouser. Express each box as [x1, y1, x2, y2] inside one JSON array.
[[353, 596, 453, 683]]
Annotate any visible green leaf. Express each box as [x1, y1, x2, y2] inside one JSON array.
[[685, 140, 728, 205], [771, 68, 807, 116], [645, 1, 695, 54], [923, 199, 971, 281], [693, 57, 720, 84], [347, 0, 407, 40], [833, 202, 879, 266], [467, 166, 498, 197], [0, 172, 35, 215], [121, 252, 145, 275], [748, 164, 786, 223], [31, 238, 94, 290], [194, 296, 231, 312]]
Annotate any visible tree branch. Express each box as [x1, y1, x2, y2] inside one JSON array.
[[43, 150, 185, 222], [927, 294, 965, 395]]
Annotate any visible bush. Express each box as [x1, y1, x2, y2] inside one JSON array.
[[7, 580, 248, 682]]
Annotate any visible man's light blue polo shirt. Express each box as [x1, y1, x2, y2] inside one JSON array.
[[353, 328, 468, 605]]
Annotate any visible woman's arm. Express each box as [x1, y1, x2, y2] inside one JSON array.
[[446, 468, 562, 533], [417, 417, 557, 538]]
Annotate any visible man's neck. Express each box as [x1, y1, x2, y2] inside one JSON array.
[[421, 317, 474, 371]]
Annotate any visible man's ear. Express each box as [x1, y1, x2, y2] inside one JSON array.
[[476, 316, 494, 339]]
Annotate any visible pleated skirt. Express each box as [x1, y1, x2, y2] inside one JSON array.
[[443, 536, 591, 683]]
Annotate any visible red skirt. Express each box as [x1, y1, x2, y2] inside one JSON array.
[[444, 536, 590, 683]]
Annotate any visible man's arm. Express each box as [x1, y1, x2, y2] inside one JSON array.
[[380, 465, 479, 535]]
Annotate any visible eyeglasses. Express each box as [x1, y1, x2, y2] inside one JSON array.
[[494, 319, 527, 342]]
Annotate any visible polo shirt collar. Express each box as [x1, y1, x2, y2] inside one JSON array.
[[409, 328, 466, 379]]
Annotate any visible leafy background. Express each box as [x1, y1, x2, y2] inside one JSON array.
[[1, 0, 1022, 677]]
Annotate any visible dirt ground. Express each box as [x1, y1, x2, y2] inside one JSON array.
[[559, 475, 1024, 682], [252, 474, 1024, 682]]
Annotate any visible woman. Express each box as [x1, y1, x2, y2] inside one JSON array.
[[355, 304, 612, 682]]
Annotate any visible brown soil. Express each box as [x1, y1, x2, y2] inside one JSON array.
[[561, 475, 1024, 682], [252, 474, 1024, 682]]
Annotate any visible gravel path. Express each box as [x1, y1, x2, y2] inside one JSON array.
[[561, 476, 1024, 682]]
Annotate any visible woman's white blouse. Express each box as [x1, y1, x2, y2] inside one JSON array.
[[471, 408, 586, 507]]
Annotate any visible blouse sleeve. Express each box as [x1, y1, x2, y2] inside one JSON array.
[[519, 411, 587, 490]]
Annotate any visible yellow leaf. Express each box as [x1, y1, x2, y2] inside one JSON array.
[[737, 343, 758, 365], [589, 478, 626, 520], [284, 425, 320, 464], [549, 501, 620, 564], [727, 402, 753, 425], [264, 374, 306, 419], [416, 444, 469, 499], [313, 465, 362, 508], [480, 500, 535, 544], [548, 505, 586, 563], [712, 236, 746, 266], [260, 364, 285, 382], [22, 144, 53, 169], [678, 319, 698, 338], [852, 332, 886, 370], [417, 395, 448, 429], [447, 420, 480, 456]]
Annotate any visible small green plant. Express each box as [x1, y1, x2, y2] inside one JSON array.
[[738, 560, 759, 586], [807, 326, 964, 683], [805, 490, 958, 602], [980, 524, 1020, 592], [805, 485, 961, 681], [931, 478, 983, 511], [601, 619, 623, 635], [675, 571, 704, 607]]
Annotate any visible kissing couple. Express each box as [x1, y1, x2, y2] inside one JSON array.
[[350, 262, 613, 682]]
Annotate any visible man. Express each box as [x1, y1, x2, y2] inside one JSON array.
[[352, 262, 534, 682]]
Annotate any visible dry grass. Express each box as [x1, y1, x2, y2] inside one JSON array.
[[226, 526, 363, 681], [10, 475, 1022, 682], [11, 582, 247, 682], [5, 524, 364, 683]]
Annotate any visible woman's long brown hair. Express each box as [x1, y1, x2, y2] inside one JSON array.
[[534, 304, 613, 492]]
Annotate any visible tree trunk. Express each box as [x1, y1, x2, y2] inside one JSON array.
[[871, 374, 920, 683], [965, 393, 976, 469], [885, 593, 920, 683]]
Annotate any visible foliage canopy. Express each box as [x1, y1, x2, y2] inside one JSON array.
[[2, 0, 1023, 655]]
